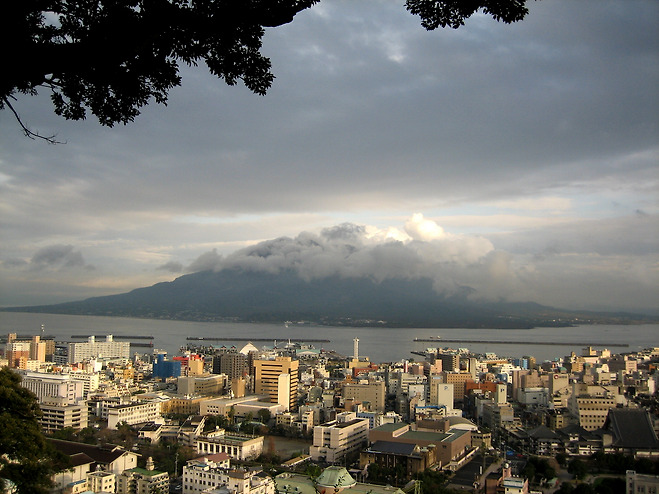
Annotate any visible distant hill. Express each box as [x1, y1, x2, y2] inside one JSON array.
[[3, 268, 653, 328]]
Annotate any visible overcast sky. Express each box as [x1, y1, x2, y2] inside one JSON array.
[[1, 0, 657, 313]]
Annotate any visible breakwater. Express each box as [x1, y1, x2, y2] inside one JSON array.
[[186, 337, 330, 343], [71, 334, 154, 339], [413, 338, 629, 347]]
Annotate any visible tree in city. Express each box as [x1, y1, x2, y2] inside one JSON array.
[[567, 458, 589, 481], [3, 0, 532, 142], [257, 408, 272, 425], [0, 368, 71, 494]]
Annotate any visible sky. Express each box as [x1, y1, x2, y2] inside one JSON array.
[[1, 0, 658, 313]]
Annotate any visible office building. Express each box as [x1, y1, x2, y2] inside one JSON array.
[[254, 356, 299, 411]]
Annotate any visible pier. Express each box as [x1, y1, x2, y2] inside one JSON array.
[[413, 338, 628, 347]]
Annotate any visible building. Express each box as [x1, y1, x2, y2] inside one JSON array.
[[152, 353, 182, 379], [67, 335, 130, 364], [200, 395, 283, 421], [603, 408, 659, 457], [87, 470, 116, 493], [39, 396, 89, 431], [48, 439, 139, 475], [213, 352, 248, 381], [442, 371, 475, 402], [18, 370, 85, 404], [360, 441, 437, 481], [369, 422, 473, 471], [626, 470, 659, 494], [107, 401, 163, 429], [195, 430, 264, 460], [342, 380, 386, 412], [177, 373, 227, 396], [254, 356, 299, 411], [68, 371, 101, 398], [310, 413, 370, 463], [429, 379, 454, 409], [275, 467, 405, 494], [569, 394, 617, 431], [183, 454, 275, 494], [117, 457, 169, 494], [162, 395, 208, 415], [6, 341, 32, 369]]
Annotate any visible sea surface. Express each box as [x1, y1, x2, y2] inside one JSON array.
[[1, 311, 657, 363]]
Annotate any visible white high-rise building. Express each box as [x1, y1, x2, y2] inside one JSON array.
[[67, 335, 130, 363], [19, 371, 85, 404]]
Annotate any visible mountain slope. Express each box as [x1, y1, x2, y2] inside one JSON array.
[[3, 268, 651, 328]]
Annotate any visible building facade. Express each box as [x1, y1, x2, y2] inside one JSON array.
[[254, 356, 299, 411]]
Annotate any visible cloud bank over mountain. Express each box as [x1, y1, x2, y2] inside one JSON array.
[[175, 214, 656, 312]]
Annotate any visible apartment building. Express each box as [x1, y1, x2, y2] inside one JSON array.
[[67, 335, 130, 364], [39, 396, 89, 431], [310, 413, 370, 463]]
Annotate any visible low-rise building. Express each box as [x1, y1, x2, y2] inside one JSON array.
[[48, 439, 139, 475], [369, 422, 473, 471], [117, 457, 169, 494], [275, 467, 405, 494], [626, 470, 659, 494], [183, 454, 275, 494], [360, 441, 436, 481], [107, 400, 164, 429], [87, 470, 116, 494], [195, 430, 264, 460]]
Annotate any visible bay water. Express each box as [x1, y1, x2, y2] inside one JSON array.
[[1, 311, 656, 363]]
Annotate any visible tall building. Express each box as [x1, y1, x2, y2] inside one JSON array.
[[441, 371, 474, 402], [30, 335, 47, 362], [254, 356, 299, 411], [437, 353, 460, 373], [6, 341, 31, 369], [67, 335, 130, 363], [342, 381, 386, 412], [429, 379, 454, 410], [153, 353, 182, 379], [213, 352, 248, 382], [19, 371, 85, 404]]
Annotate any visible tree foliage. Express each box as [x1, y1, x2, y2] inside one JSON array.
[[3, 0, 532, 139], [406, 0, 530, 30], [0, 368, 71, 494], [522, 456, 556, 485]]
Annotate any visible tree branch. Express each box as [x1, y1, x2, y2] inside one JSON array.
[[2, 96, 64, 144]]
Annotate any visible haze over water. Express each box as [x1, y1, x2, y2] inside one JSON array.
[[2, 312, 656, 363]]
